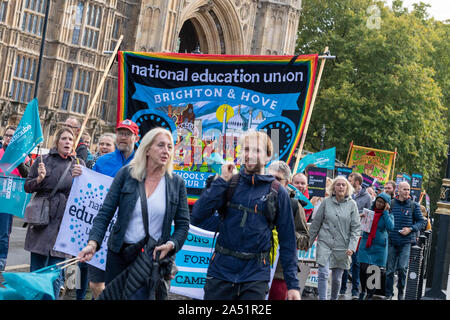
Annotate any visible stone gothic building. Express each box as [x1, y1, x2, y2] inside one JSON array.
[[0, 0, 302, 147]]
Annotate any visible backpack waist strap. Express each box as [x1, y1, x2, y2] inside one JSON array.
[[215, 243, 270, 262]]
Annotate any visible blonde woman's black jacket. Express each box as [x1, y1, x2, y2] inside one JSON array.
[[88, 165, 190, 255]]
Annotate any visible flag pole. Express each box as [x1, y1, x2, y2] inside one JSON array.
[[33, 0, 51, 99], [419, 189, 426, 204], [345, 140, 353, 166], [293, 46, 329, 174], [390, 148, 398, 181], [73, 35, 124, 153]]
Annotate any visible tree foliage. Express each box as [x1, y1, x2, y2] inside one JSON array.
[[296, 0, 449, 214]]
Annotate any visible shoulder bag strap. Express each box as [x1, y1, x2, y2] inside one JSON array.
[[49, 160, 72, 198], [138, 180, 150, 240]]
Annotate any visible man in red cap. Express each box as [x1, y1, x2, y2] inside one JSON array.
[[90, 119, 140, 177], [74, 119, 139, 300]]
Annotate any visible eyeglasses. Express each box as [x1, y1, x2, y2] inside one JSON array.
[[3, 134, 13, 138], [117, 130, 133, 137], [274, 176, 286, 182]]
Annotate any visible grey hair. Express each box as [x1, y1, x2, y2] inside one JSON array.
[[267, 160, 292, 181], [328, 175, 354, 198], [99, 132, 116, 142]]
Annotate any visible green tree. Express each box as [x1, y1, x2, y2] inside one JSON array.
[[296, 0, 448, 214]]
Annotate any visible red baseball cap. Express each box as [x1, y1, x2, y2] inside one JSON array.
[[116, 119, 139, 136]]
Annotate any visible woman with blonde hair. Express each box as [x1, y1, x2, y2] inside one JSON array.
[[307, 176, 361, 300], [78, 127, 190, 299]]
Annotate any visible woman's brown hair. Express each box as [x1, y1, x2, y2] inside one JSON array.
[[52, 127, 74, 149]]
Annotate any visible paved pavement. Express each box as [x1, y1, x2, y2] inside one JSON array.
[[3, 216, 449, 300]]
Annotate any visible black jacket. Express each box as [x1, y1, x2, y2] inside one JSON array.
[[89, 165, 190, 254]]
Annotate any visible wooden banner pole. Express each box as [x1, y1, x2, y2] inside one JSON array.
[[390, 147, 398, 181], [419, 189, 426, 204], [345, 140, 354, 166], [73, 34, 124, 153], [293, 46, 329, 174]]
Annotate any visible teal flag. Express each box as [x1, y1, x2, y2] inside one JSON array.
[[0, 175, 32, 218], [296, 147, 336, 173], [205, 152, 225, 174], [0, 284, 26, 300], [288, 184, 314, 209], [1, 267, 60, 300], [0, 98, 43, 175]]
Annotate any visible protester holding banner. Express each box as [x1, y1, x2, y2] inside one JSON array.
[[23, 127, 84, 298], [357, 192, 394, 300], [78, 127, 190, 300], [191, 131, 300, 300], [307, 176, 361, 300], [0, 126, 31, 178], [267, 161, 309, 300], [0, 125, 31, 271]]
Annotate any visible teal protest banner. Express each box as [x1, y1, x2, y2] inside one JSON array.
[[0, 175, 32, 218], [296, 147, 336, 173], [0, 98, 43, 175]]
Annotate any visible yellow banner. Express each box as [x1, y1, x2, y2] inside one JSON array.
[[347, 144, 395, 184]]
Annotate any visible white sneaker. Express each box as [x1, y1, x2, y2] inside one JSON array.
[[338, 294, 346, 300], [351, 295, 358, 300]]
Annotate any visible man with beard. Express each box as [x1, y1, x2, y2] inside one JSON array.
[[384, 180, 396, 199], [191, 131, 300, 300]]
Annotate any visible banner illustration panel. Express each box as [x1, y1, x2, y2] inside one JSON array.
[[118, 52, 318, 201]]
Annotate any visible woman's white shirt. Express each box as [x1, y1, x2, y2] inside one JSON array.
[[124, 176, 166, 243]]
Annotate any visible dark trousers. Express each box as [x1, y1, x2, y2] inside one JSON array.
[[340, 252, 360, 296], [359, 262, 376, 297], [203, 277, 269, 300], [0, 213, 13, 271], [104, 247, 133, 285], [76, 262, 89, 300]]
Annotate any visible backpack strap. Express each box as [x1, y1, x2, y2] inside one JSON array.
[[217, 174, 240, 219], [264, 179, 281, 230], [211, 174, 240, 256], [226, 174, 240, 203]]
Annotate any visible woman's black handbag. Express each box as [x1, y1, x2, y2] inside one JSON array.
[[24, 161, 72, 227]]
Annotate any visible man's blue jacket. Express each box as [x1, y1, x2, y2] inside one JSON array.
[[389, 197, 425, 246], [92, 148, 135, 177], [191, 169, 300, 291]]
